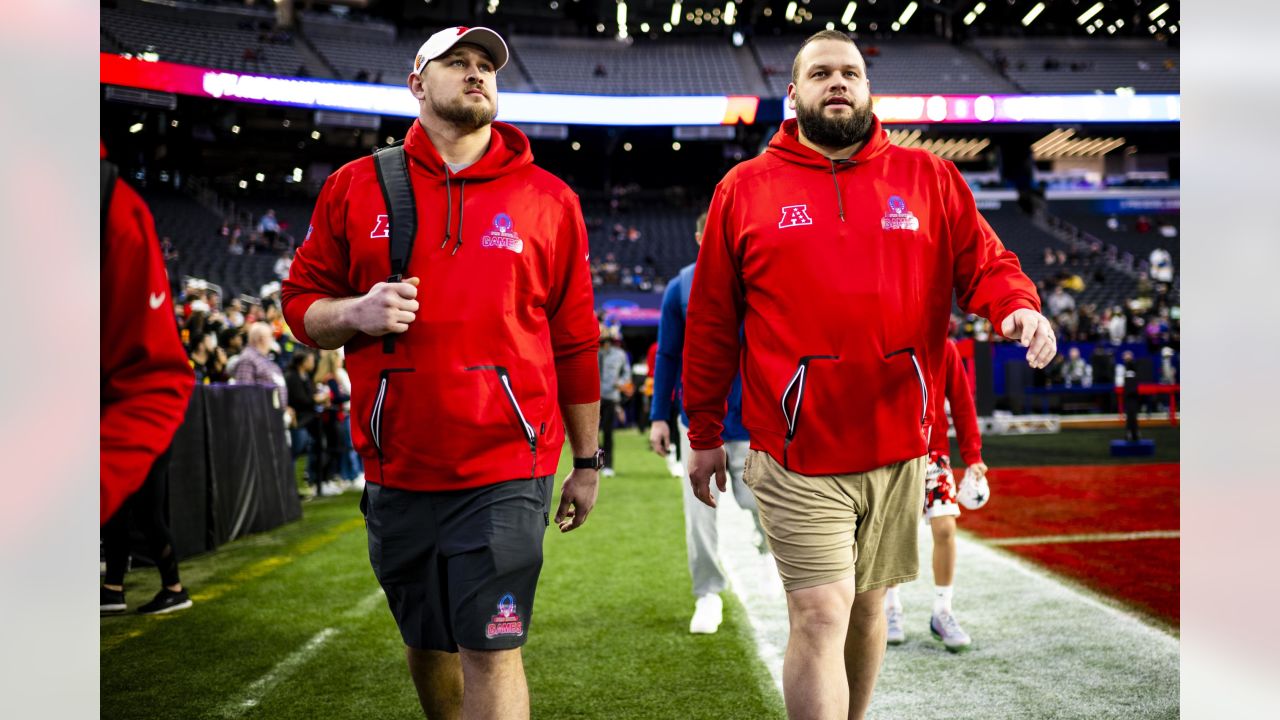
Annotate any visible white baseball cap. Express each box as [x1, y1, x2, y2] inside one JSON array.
[[412, 26, 509, 75]]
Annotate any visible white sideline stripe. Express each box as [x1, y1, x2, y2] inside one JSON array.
[[718, 501, 1179, 700], [986, 529, 1180, 546], [220, 588, 385, 717], [220, 628, 337, 718]]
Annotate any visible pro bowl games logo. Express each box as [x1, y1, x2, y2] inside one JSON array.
[[881, 195, 920, 231], [480, 212, 524, 254], [485, 592, 524, 639]]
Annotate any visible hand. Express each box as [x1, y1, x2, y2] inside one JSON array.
[[1000, 308, 1057, 369], [969, 462, 989, 479], [649, 420, 671, 456], [554, 468, 599, 532], [688, 446, 728, 508], [346, 277, 421, 337]]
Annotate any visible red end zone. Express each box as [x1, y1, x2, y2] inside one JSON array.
[[960, 464, 1179, 624]]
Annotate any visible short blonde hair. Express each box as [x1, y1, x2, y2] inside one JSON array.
[[792, 29, 858, 83]]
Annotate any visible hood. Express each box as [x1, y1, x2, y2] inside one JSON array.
[[402, 119, 533, 182], [766, 115, 890, 170]]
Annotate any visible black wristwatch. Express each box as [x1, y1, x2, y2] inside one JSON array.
[[573, 448, 605, 471]]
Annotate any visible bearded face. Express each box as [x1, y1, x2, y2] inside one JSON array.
[[794, 91, 874, 150], [430, 90, 496, 130]]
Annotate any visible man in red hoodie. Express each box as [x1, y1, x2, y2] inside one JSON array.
[[884, 337, 989, 653], [683, 31, 1055, 720], [281, 27, 602, 720]]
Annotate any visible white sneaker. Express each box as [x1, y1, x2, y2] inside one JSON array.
[[930, 610, 972, 652], [351, 474, 366, 491], [886, 606, 906, 645], [602, 468, 616, 478], [689, 594, 723, 634]]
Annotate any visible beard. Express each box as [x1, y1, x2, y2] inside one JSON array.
[[795, 95, 874, 150], [431, 90, 496, 130]]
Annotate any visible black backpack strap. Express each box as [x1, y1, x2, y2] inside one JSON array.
[[371, 141, 417, 354], [101, 159, 118, 268]]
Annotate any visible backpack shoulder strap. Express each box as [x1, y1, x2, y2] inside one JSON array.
[[371, 142, 416, 354], [372, 141, 416, 279]]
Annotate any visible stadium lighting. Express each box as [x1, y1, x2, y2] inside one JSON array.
[[1077, 2, 1103, 25], [672, 141, 682, 150], [623, 142, 633, 151], [826, 22, 835, 30], [848, 22, 857, 31], [255, 172, 265, 182], [963, 12, 976, 25], [571, 141, 581, 150], [1116, 19, 1124, 28], [292, 167, 303, 182], [129, 122, 144, 134], [1149, 3, 1169, 21], [841, 2, 857, 26], [785, 1, 797, 21], [725, 2, 736, 26], [671, 2, 681, 26], [238, 180, 248, 189], [310, 130, 320, 140], [898, 1, 918, 27], [892, 22, 900, 31], [663, 22, 672, 32], [617, 1, 628, 39], [732, 31, 744, 46], [1021, 2, 1045, 27], [641, 22, 650, 32], [231, 125, 241, 134]]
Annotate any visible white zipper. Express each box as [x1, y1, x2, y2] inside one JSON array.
[[370, 377, 388, 452]]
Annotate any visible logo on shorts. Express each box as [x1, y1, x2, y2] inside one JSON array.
[[480, 212, 524, 254], [485, 592, 524, 639], [777, 204, 814, 229], [880, 195, 920, 231]]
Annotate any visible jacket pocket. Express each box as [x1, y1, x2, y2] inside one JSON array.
[[466, 365, 539, 479], [369, 368, 414, 460], [884, 347, 929, 430], [778, 354, 839, 469]]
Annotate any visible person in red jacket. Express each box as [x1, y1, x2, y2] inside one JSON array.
[[683, 31, 1055, 720], [100, 142, 196, 614], [884, 338, 989, 652], [280, 26, 601, 720]]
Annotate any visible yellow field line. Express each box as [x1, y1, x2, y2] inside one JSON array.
[[101, 517, 365, 653]]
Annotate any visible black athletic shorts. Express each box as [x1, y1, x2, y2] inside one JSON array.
[[360, 476, 554, 652]]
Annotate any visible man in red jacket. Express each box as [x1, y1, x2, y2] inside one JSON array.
[[683, 31, 1055, 720], [281, 26, 601, 720], [884, 338, 989, 652]]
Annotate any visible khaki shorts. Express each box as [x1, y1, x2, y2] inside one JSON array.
[[743, 450, 927, 593]]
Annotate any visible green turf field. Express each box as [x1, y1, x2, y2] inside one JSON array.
[[101, 433, 783, 720], [102, 427, 1178, 719]]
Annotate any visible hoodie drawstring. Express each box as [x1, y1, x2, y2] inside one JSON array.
[[828, 159, 850, 223], [452, 181, 465, 256], [438, 171, 467, 255], [441, 171, 453, 250]]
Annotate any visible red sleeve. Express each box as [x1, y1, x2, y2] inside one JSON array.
[[943, 161, 1040, 333], [683, 182, 745, 450], [944, 340, 983, 466], [281, 172, 355, 348], [546, 193, 600, 405], [100, 180, 195, 524]]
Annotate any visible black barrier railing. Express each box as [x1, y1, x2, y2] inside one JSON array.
[[164, 384, 301, 560]]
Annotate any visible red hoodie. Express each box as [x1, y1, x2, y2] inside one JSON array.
[[101, 143, 195, 524], [282, 120, 599, 491], [930, 338, 983, 466], [684, 117, 1037, 475]]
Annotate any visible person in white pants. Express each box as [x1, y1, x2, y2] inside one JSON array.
[[649, 213, 768, 634]]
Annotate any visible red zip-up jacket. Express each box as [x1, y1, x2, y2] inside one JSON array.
[[931, 338, 983, 466], [684, 117, 1037, 475], [101, 144, 195, 524], [282, 120, 599, 491]]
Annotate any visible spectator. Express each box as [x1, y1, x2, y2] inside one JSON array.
[[187, 328, 228, 384], [257, 209, 281, 244], [285, 349, 327, 497], [1149, 247, 1174, 283], [598, 326, 630, 478], [230, 322, 288, 411], [1062, 347, 1093, 387], [273, 249, 293, 280], [1046, 285, 1076, 318]]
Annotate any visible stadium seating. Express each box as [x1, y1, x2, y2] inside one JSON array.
[[582, 199, 701, 284], [511, 35, 759, 95], [1047, 200, 1180, 279], [753, 38, 1020, 97], [101, 3, 314, 77], [141, 188, 283, 300], [973, 38, 1179, 94]]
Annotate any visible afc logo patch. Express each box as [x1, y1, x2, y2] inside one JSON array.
[[778, 204, 814, 229], [370, 214, 390, 239]]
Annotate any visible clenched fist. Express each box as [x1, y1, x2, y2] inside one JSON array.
[[346, 277, 421, 337]]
